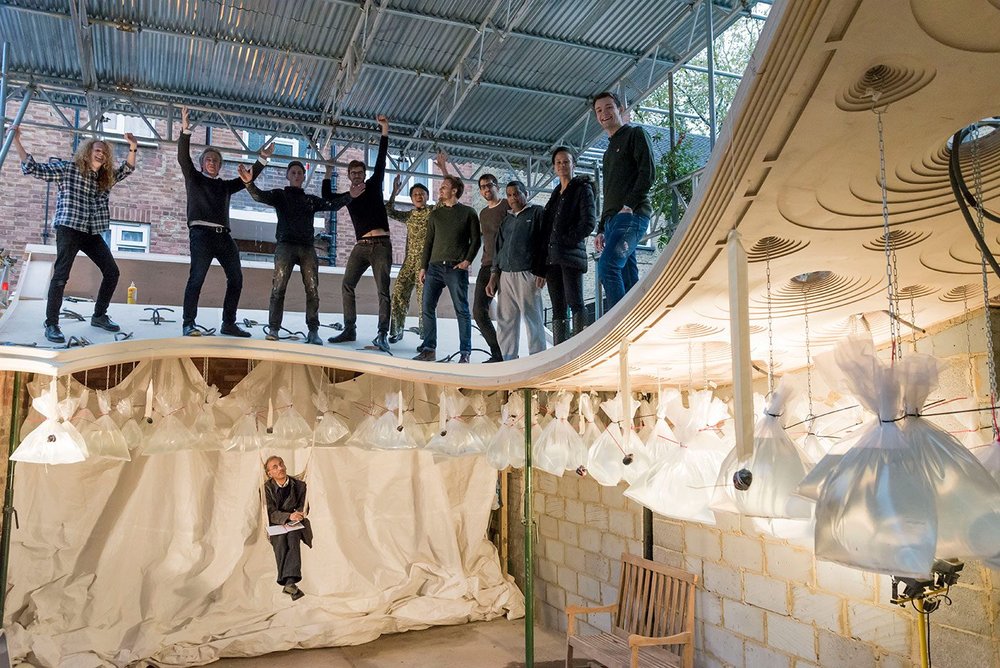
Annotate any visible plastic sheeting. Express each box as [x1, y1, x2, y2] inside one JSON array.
[[3, 364, 522, 664]]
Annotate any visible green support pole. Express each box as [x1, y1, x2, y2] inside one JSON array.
[[0, 371, 23, 622], [523, 389, 534, 668], [643, 507, 653, 560]]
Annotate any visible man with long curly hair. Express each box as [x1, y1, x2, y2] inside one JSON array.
[[12, 127, 139, 343]]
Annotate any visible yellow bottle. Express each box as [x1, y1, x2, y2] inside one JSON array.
[[127, 281, 137, 304]]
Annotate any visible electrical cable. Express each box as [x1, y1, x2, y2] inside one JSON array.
[[948, 128, 1000, 280]]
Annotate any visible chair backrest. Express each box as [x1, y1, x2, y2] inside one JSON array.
[[613, 552, 698, 655]]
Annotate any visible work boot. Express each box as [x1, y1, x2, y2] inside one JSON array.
[[551, 318, 568, 345], [305, 330, 323, 345], [90, 314, 120, 332], [44, 324, 65, 343], [371, 332, 391, 353], [572, 311, 588, 337], [388, 328, 403, 344], [328, 328, 356, 344], [413, 349, 436, 362], [220, 322, 251, 338]]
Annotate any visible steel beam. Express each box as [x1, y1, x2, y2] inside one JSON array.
[[706, 0, 717, 148], [67, 0, 96, 90], [0, 43, 8, 148]]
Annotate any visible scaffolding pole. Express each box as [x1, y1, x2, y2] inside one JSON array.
[[522, 388, 534, 668], [0, 371, 23, 622], [0, 86, 33, 172], [706, 0, 717, 148], [1, 43, 9, 150]]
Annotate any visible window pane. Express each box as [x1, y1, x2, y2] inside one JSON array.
[[121, 230, 144, 242]]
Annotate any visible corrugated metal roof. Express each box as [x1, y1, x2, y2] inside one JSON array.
[[1, 0, 757, 165]]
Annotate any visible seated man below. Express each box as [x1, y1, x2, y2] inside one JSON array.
[[263, 455, 312, 600]]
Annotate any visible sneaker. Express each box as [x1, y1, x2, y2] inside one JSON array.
[[305, 330, 323, 345], [182, 323, 201, 337], [328, 328, 357, 344], [412, 349, 436, 362], [220, 322, 252, 338], [458, 353, 471, 363], [90, 314, 120, 332], [265, 326, 279, 342], [388, 329, 403, 344], [44, 324, 65, 343]]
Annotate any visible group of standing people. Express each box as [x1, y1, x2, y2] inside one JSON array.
[[14, 91, 654, 360]]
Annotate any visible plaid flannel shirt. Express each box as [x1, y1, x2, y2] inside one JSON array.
[[21, 155, 134, 235]]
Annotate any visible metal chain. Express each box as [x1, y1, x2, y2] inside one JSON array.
[[965, 292, 977, 391], [803, 286, 814, 420], [766, 252, 775, 395], [876, 108, 901, 358], [972, 123, 999, 436]]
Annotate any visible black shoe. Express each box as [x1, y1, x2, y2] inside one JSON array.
[[282, 583, 300, 596], [265, 326, 279, 342], [328, 328, 356, 344], [183, 323, 202, 337], [371, 333, 391, 353], [44, 324, 65, 343], [458, 353, 471, 364], [484, 355, 503, 363], [413, 349, 436, 362], [220, 322, 252, 338], [388, 330, 403, 344], [305, 330, 323, 345], [90, 314, 120, 332]]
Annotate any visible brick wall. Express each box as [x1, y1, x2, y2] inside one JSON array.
[[516, 313, 1000, 667]]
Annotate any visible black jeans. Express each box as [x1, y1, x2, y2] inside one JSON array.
[[269, 532, 303, 586], [342, 236, 392, 334], [270, 242, 320, 332], [46, 226, 120, 327], [183, 226, 243, 327], [546, 264, 585, 320], [472, 264, 501, 357]]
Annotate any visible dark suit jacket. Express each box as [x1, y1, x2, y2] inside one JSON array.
[[264, 476, 313, 548]]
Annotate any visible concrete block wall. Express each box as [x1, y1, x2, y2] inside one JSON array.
[[523, 469, 1000, 667]]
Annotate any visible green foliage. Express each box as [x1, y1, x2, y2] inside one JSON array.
[[649, 132, 700, 249]]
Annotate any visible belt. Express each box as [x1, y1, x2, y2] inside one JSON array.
[[432, 260, 463, 266], [191, 224, 229, 234], [357, 235, 390, 244]]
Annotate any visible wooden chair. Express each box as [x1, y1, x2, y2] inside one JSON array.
[[565, 553, 697, 668]]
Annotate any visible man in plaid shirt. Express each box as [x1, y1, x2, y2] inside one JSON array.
[[13, 126, 139, 343]]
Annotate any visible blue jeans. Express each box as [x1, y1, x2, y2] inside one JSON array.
[[597, 212, 648, 310], [420, 263, 472, 355]]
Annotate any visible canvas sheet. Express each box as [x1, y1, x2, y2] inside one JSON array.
[[1, 447, 523, 666]]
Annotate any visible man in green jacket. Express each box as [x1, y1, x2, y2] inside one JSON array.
[[413, 176, 480, 363]]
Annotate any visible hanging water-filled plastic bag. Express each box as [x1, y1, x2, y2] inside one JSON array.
[[11, 377, 89, 464], [427, 388, 485, 458], [80, 389, 130, 461], [533, 391, 582, 476], [224, 396, 264, 452], [311, 391, 349, 446], [369, 393, 421, 450], [624, 389, 730, 524], [712, 378, 812, 518], [142, 381, 199, 455], [587, 392, 642, 486], [469, 393, 499, 445], [189, 385, 224, 451], [486, 396, 528, 469], [267, 387, 313, 448]]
